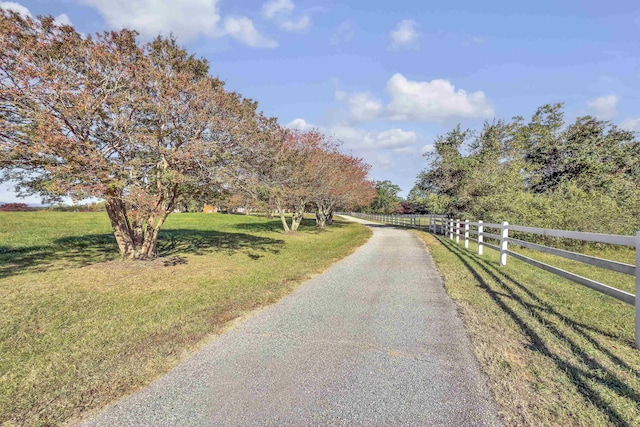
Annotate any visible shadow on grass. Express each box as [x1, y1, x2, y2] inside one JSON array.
[[233, 217, 347, 234], [436, 235, 638, 426], [0, 229, 285, 279]]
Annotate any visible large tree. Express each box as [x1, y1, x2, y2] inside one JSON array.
[[0, 12, 259, 259]]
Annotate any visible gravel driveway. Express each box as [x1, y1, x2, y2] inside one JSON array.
[[80, 216, 501, 426]]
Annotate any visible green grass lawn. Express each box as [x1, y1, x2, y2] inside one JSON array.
[[0, 212, 371, 427], [414, 231, 640, 427]]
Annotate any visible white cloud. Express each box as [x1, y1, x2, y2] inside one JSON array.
[[261, 0, 310, 32], [0, 1, 31, 17], [280, 15, 310, 32], [621, 117, 640, 132], [80, 0, 222, 41], [345, 93, 384, 122], [1, 2, 74, 28], [54, 13, 72, 26], [286, 119, 419, 171], [223, 17, 278, 48], [386, 73, 494, 121], [390, 19, 419, 48], [421, 144, 434, 154], [287, 119, 416, 152], [331, 20, 356, 44], [586, 94, 619, 119], [335, 74, 494, 123], [287, 118, 314, 131], [261, 0, 294, 19], [80, 0, 276, 47], [343, 127, 417, 151]]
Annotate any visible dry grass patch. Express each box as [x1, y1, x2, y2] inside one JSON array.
[[414, 231, 640, 427], [0, 212, 371, 426]]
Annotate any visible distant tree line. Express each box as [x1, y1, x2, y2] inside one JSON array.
[[0, 11, 375, 259], [406, 104, 640, 235]]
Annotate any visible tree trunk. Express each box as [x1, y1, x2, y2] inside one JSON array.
[[291, 213, 302, 231], [290, 203, 305, 232], [315, 202, 334, 228], [275, 201, 290, 232], [326, 209, 334, 225], [105, 194, 137, 258], [139, 211, 169, 259], [105, 193, 172, 260], [315, 207, 327, 228]]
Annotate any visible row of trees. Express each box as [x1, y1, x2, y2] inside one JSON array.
[[407, 104, 640, 235], [0, 11, 375, 259], [238, 127, 375, 231]]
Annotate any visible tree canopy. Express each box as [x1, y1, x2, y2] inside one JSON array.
[[0, 10, 376, 258], [367, 180, 402, 214], [409, 103, 640, 235]]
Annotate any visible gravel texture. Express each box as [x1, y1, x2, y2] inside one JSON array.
[[80, 216, 501, 426]]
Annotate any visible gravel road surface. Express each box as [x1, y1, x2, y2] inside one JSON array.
[[81, 216, 501, 426]]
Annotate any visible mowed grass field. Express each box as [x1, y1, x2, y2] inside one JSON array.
[[414, 231, 640, 426], [0, 212, 371, 427]]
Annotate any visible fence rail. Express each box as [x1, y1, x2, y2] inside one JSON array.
[[346, 212, 640, 349]]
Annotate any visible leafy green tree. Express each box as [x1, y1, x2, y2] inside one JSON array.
[[368, 180, 402, 214], [414, 103, 640, 235]]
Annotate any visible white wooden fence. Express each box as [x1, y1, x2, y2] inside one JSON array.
[[348, 212, 640, 349]]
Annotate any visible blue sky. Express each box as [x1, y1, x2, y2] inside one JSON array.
[[1, 0, 640, 202]]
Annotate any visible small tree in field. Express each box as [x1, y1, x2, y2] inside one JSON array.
[[0, 12, 260, 259]]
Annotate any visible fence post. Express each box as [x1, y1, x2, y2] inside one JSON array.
[[449, 219, 454, 239], [464, 220, 470, 249], [635, 231, 639, 348], [455, 219, 460, 243], [500, 221, 509, 266], [478, 220, 484, 255]]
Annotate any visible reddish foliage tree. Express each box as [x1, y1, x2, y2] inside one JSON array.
[[397, 200, 416, 215], [0, 12, 260, 259], [310, 150, 376, 227], [239, 127, 336, 232]]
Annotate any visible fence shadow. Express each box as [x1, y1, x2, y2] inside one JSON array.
[[0, 229, 285, 279], [436, 235, 638, 426]]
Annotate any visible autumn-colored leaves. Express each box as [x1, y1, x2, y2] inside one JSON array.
[[0, 10, 375, 259], [243, 128, 376, 232]]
